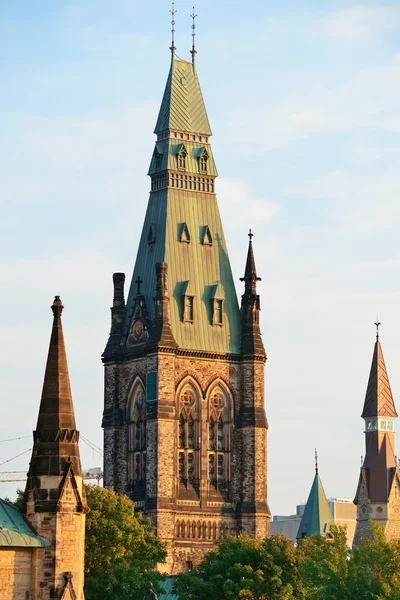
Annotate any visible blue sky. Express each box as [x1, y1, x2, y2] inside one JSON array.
[[1, 0, 400, 516]]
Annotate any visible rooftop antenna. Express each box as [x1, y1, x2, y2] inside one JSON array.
[[315, 448, 318, 475], [170, 2, 177, 55], [190, 6, 197, 64], [375, 317, 381, 342]]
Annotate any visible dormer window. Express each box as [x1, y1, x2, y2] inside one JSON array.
[[177, 145, 187, 170], [215, 300, 223, 325], [185, 296, 194, 322], [210, 283, 224, 326], [154, 150, 162, 171], [198, 148, 208, 173], [179, 222, 191, 244]]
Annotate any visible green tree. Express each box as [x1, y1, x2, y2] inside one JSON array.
[[3, 488, 26, 511], [296, 526, 351, 599], [84, 485, 167, 600], [349, 521, 400, 599], [174, 534, 304, 600]]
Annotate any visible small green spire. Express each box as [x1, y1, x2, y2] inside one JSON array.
[[296, 455, 333, 539]]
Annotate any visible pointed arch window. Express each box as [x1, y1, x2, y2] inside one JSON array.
[[208, 387, 233, 492], [177, 145, 187, 170], [198, 148, 209, 173], [128, 384, 146, 490], [177, 387, 199, 489]]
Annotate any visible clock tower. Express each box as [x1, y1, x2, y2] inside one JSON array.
[[102, 39, 270, 572], [354, 327, 400, 543]]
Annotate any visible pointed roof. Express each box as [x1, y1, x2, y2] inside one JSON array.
[[36, 296, 76, 431], [155, 57, 212, 135], [296, 472, 333, 539], [361, 340, 397, 418], [26, 297, 83, 489], [0, 499, 47, 547], [241, 230, 260, 295]]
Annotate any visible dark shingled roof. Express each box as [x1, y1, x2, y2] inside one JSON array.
[[361, 341, 397, 419]]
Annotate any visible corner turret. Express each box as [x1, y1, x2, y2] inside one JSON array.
[[240, 230, 266, 356], [24, 296, 87, 599]]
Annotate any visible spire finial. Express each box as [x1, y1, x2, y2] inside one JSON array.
[[375, 316, 381, 341], [169, 2, 177, 55], [315, 448, 318, 475], [51, 295, 64, 316], [248, 228, 253, 241], [190, 7, 197, 64]]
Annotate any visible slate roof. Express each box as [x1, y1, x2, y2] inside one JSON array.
[[155, 58, 212, 135], [296, 472, 333, 539], [362, 340, 397, 418], [0, 499, 47, 548]]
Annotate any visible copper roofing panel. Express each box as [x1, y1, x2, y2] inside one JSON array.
[[0, 499, 47, 547], [155, 58, 212, 135], [296, 473, 333, 539], [362, 341, 398, 418], [124, 188, 241, 354]]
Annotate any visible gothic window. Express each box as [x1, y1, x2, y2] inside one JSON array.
[[177, 385, 199, 490], [127, 383, 146, 487], [209, 418, 215, 449], [177, 146, 187, 170], [208, 386, 233, 490], [198, 149, 208, 173]]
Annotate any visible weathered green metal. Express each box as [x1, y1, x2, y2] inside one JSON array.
[[155, 57, 212, 135], [124, 55, 241, 354], [0, 499, 47, 547], [296, 473, 333, 539], [148, 140, 218, 177], [125, 187, 241, 353]]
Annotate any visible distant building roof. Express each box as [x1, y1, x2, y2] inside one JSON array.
[[159, 577, 179, 600], [0, 499, 47, 548]]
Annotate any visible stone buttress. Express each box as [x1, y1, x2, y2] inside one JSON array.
[[102, 44, 270, 573], [24, 297, 88, 599]]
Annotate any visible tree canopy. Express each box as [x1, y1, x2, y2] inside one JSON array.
[[84, 485, 167, 600], [174, 523, 400, 600]]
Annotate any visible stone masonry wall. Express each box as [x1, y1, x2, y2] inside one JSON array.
[[0, 548, 32, 600]]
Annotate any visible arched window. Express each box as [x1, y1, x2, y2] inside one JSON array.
[[177, 146, 187, 170], [207, 385, 233, 492], [127, 381, 146, 491], [177, 384, 200, 491]]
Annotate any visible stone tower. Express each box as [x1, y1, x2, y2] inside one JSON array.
[[24, 296, 88, 599], [354, 330, 400, 544], [102, 45, 270, 573]]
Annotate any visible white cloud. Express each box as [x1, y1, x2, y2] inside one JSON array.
[[322, 5, 400, 42]]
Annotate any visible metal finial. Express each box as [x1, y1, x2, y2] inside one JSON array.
[[374, 317, 381, 341], [315, 448, 318, 475], [248, 228, 253, 241], [190, 7, 197, 63], [361, 455, 363, 466], [135, 276, 143, 296], [170, 2, 177, 55]]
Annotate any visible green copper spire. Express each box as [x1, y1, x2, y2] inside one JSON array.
[[155, 57, 212, 135], [296, 454, 333, 539]]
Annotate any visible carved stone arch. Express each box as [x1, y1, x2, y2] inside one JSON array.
[[205, 378, 234, 422], [175, 375, 203, 418], [127, 376, 146, 422]]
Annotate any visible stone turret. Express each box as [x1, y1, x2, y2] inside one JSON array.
[[354, 328, 400, 544], [25, 296, 87, 599], [240, 230, 266, 357]]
